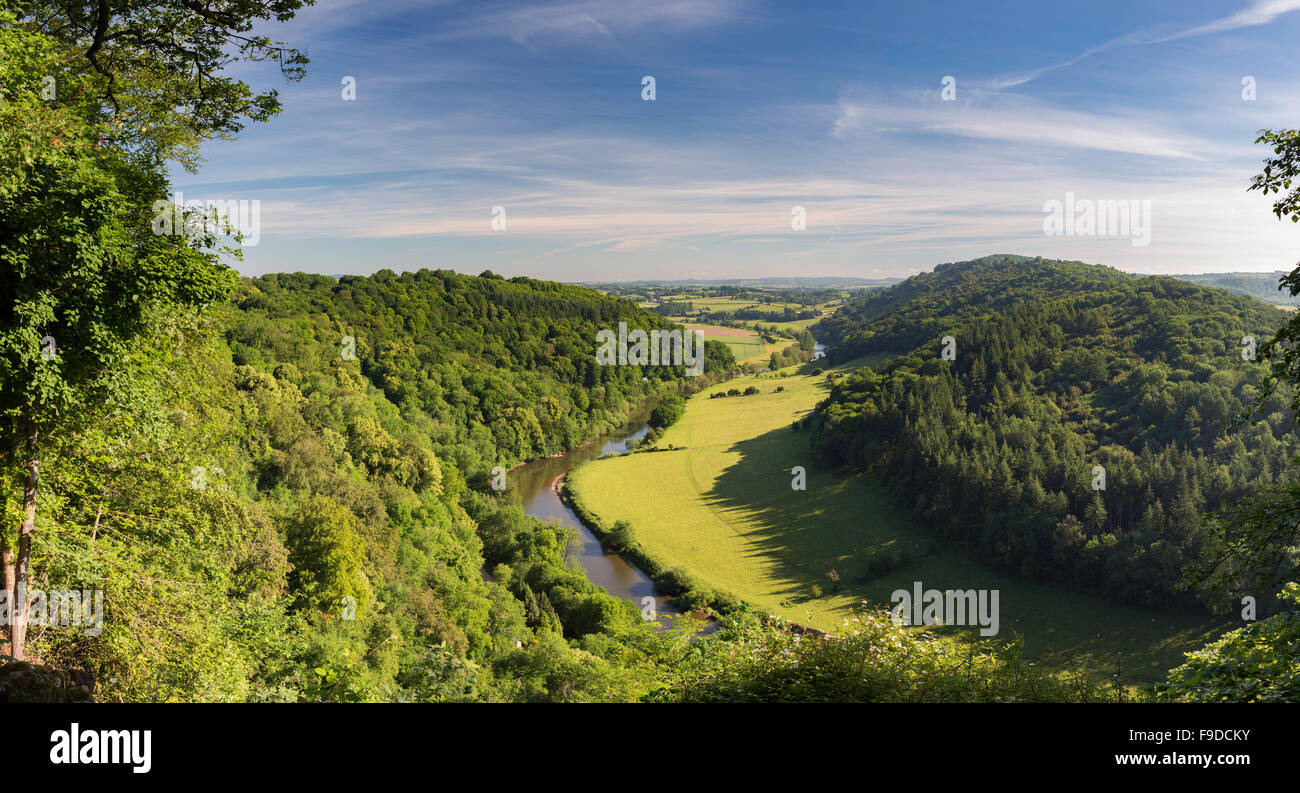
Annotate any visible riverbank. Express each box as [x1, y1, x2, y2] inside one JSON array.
[[561, 470, 825, 634], [510, 366, 823, 634], [560, 470, 730, 612], [505, 391, 691, 622]]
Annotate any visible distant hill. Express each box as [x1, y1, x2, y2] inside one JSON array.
[[811, 254, 1298, 608], [1164, 271, 1300, 306], [580, 276, 901, 290]]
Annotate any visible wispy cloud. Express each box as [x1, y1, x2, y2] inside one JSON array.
[[1156, 0, 1300, 41], [831, 94, 1229, 160], [985, 0, 1300, 90], [179, 0, 1300, 280], [432, 0, 746, 47]]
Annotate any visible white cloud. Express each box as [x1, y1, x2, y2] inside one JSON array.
[[830, 94, 1229, 160], [434, 0, 747, 47], [1157, 0, 1300, 41], [984, 0, 1300, 90]]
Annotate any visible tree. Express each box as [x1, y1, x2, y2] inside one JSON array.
[[1206, 126, 1300, 594], [649, 395, 685, 429], [0, 53, 234, 657], [1159, 128, 1300, 699], [0, 1, 311, 659], [9, 0, 313, 170], [1250, 127, 1300, 414], [1248, 128, 1300, 225], [285, 494, 370, 615], [608, 520, 636, 551]]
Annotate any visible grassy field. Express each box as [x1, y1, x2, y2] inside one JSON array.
[[643, 294, 843, 352], [758, 316, 825, 333], [569, 356, 1226, 684], [684, 323, 784, 364]]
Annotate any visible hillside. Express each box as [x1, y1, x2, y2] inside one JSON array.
[[567, 353, 1223, 681], [231, 270, 735, 476], [17, 268, 737, 702], [811, 255, 1298, 607], [1166, 271, 1299, 307]]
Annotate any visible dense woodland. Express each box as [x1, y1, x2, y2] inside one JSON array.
[[231, 270, 734, 476], [812, 255, 1299, 609], [8, 265, 745, 700]]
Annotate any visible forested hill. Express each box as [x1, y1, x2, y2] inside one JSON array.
[[231, 269, 734, 477], [819, 255, 1140, 363], [20, 267, 736, 701], [810, 255, 1298, 608]]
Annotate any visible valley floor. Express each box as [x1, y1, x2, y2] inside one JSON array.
[[569, 355, 1227, 684]]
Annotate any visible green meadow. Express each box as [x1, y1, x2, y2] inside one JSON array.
[[684, 323, 784, 364], [651, 295, 844, 360], [569, 356, 1226, 683]]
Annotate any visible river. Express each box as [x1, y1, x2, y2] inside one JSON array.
[[513, 338, 826, 622], [510, 399, 685, 621]]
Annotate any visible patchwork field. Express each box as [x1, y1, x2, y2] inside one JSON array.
[[569, 355, 1226, 683], [684, 323, 784, 364]]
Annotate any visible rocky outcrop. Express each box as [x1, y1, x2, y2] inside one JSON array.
[[0, 661, 95, 703]]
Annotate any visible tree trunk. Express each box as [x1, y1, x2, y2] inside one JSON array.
[[1, 547, 12, 657], [10, 420, 39, 661], [0, 441, 8, 655]]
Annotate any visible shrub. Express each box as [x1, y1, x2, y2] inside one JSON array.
[[649, 394, 686, 428], [609, 520, 636, 551], [660, 609, 1122, 703], [1157, 584, 1300, 702]]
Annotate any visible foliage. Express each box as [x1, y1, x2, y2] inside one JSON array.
[[1158, 584, 1300, 702], [812, 255, 1296, 607], [1157, 127, 1300, 700], [661, 609, 1120, 703], [1247, 128, 1300, 224], [648, 395, 685, 429]]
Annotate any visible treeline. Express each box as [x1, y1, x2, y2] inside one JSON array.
[[708, 306, 820, 323], [769, 331, 817, 369], [816, 255, 1133, 364], [811, 256, 1297, 607], [652, 301, 694, 316], [231, 270, 735, 479]]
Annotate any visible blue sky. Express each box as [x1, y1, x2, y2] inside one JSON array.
[[174, 0, 1300, 281]]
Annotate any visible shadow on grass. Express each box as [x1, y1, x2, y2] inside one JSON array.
[[694, 369, 1228, 682], [698, 355, 917, 611]]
